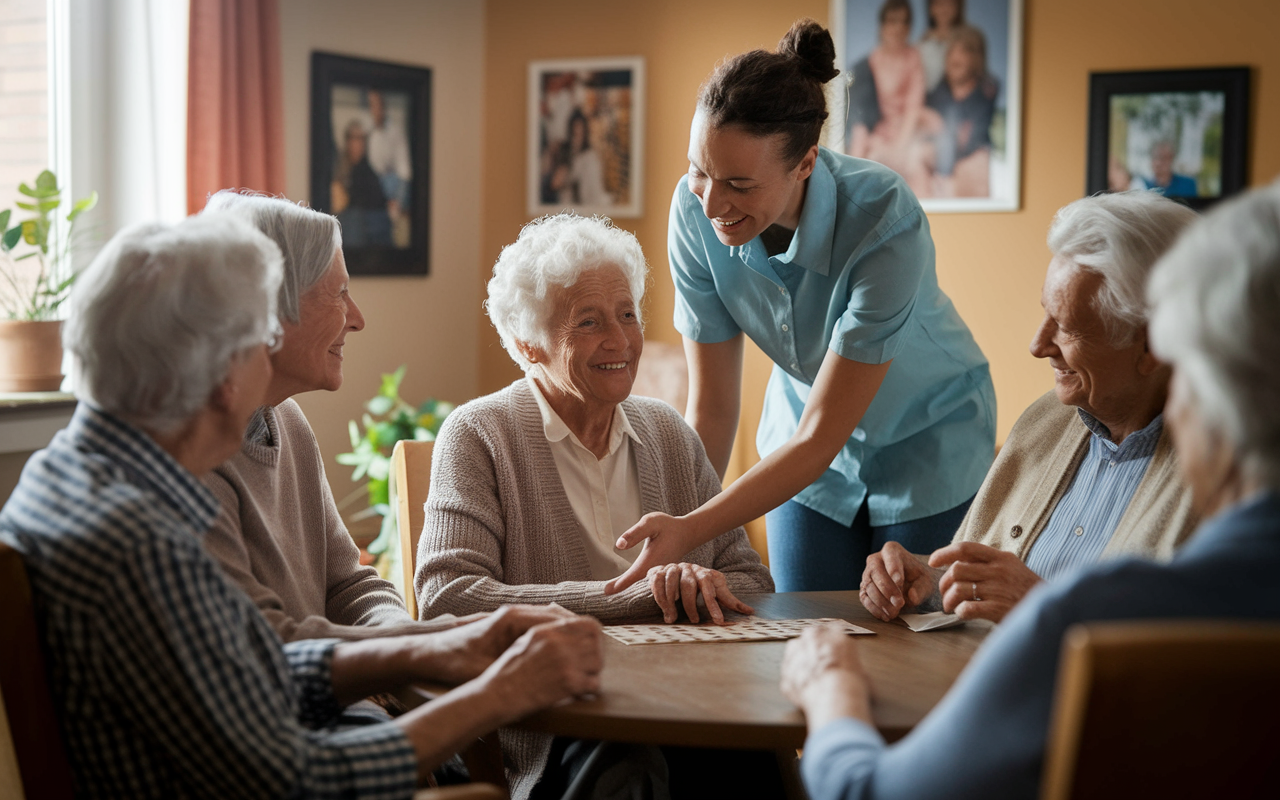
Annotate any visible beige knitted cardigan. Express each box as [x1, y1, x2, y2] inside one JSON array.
[[415, 380, 774, 799], [953, 391, 1197, 561]]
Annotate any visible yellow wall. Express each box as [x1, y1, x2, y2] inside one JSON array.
[[277, 0, 485, 535], [480, 0, 1280, 554]]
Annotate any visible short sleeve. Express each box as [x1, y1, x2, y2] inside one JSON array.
[[830, 208, 933, 365], [668, 178, 741, 344]]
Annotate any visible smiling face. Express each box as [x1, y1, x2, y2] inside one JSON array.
[[269, 249, 365, 402], [525, 264, 643, 423], [686, 110, 815, 247], [945, 42, 979, 87], [1029, 255, 1160, 433], [880, 7, 912, 47]]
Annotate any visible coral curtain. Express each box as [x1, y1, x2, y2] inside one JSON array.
[[186, 0, 285, 214]]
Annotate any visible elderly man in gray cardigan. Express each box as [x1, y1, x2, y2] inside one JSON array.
[[861, 191, 1201, 625], [414, 213, 775, 799]]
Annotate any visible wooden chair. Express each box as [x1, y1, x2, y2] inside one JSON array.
[[0, 540, 75, 800], [391, 438, 434, 621], [1041, 620, 1280, 800]]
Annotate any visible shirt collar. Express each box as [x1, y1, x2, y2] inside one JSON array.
[[731, 148, 837, 277], [1077, 408, 1164, 456], [68, 402, 220, 532], [526, 377, 641, 456]]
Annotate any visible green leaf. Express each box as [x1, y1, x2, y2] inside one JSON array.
[[367, 477, 389, 506], [0, 210, 9, 231], [1, 226, 20, 251], [66, 191, 97, 222], [347, 419, 361, 449], [379, 364, 407, 399], [35, 170, 57, 193], [366, 395, 393, 416], [366, 511, 397, 555], [36, 198, 60, 213], [15, 201, 37, 211]]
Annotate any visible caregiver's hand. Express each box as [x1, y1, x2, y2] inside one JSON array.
[[604, 512, 701, 594]]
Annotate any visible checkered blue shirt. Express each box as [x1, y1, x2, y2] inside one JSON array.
[[0, 404, 418, 798]]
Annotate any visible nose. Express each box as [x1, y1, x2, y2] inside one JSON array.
[[1028, 315, 1055, 359], [346, 291, 366, 332], [700, 180, 731, 220]]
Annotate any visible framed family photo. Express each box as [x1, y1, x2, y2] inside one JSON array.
[[1086, 67, 1250, 210], [528, 57, 645, 218], [830, 0, 1024, 212], [310, 52, 432, 276]]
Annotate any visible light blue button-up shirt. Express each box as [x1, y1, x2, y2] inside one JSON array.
[[1025, 410, 1163, 579], [669, 147, 995, 525]]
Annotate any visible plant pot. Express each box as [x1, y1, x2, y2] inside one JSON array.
[[0, 320, 64, 392]]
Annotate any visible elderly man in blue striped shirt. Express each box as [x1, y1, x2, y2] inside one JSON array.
[[0, 214, 603, 799], [861, 191, 1201, 624]]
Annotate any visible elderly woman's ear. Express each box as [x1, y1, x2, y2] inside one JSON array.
[[1135, 328, 1168, 378], [516, 340, 547, 366]]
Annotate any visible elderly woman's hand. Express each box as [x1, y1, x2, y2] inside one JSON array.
[[929, 542, 1043, 623], [859, 541, 939, 621], [646, 562, 753, 625], [412, 604, 580, 684], [605, 512, 701, 595], [780, 625, 872, 730]]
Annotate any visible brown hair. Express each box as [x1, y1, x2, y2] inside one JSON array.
[[879, 0, 913, 27], [948, 24, 988, 79], [927, 0, 966, 29], [696, 19, 839, 166]]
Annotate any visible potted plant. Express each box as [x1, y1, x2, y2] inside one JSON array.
[[0, 170, 97, 392], [336, 364, 455, 585]]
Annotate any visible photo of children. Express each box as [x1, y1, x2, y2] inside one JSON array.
[[528, 58, 644, 217], [835, 0, 1022, 211]]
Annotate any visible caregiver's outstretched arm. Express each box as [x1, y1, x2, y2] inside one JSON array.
[[605, 349, 890, 593]]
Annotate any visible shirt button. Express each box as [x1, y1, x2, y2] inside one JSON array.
[[790, 362, 798, 370], [1010, 525, 1022, 539], [781, 324, 789, 332], [1074, 526, 1084, 537], [1109, 460, 1116, 467], [779, 286, 787, 294]]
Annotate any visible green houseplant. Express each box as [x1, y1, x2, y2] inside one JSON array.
[[336, 365, 455, 584], [0, 170, 98, 391]]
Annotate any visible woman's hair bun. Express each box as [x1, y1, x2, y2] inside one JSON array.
[[778, 19, 839, 84]]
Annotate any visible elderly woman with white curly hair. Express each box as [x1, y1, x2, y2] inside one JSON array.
[[414, 213, 775, 799], [861, 190, 1201, 625], [778, 181, 1280, 800]]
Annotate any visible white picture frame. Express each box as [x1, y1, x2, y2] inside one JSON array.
[[829, 0, 1023, 212], [527, 56, 645, 218]]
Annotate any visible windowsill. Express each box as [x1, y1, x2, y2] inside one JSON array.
[[0, 391, 76, 454]]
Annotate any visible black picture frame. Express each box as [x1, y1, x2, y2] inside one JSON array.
[[1086, 67, 1249, 210], [310, 52, 431, 276]]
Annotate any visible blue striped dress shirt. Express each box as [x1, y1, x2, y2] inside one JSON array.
[[1024, 410, 1163, 580], [0, 404, 417, 799]]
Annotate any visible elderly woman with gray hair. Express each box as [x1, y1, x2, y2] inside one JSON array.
[[778, 179, 1280, 800], [862, 190, 1200, 625], [199, 190, 466, 643], [414, 213, 775, 800]]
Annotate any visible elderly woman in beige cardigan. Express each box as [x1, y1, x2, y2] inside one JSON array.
[[861, 191, 1201, 624], [415, 214, 773, 627]]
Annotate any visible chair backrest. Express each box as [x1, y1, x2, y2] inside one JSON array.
[[391, 439, 434, 621], [1041, 620, 1280, 800], [0, 540, 75, 799]]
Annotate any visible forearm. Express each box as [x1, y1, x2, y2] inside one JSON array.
[[802, 671, 873, 732], [393, 678, 516, 783], [419, 573, 659, 623], [284, 614, 472, 643], [687, 402, 739, 480], [683, 335, 743, 479]]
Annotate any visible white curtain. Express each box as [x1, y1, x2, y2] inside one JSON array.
[[58, 0, 189, 258]]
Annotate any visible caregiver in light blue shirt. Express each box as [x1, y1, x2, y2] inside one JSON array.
[[607, 21, 994, 594]]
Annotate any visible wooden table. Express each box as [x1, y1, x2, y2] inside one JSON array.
[[402, 591, 992, 750]]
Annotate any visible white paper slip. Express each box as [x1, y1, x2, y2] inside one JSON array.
[[899, 611, 966, 632], [603, 616, 874, 645]]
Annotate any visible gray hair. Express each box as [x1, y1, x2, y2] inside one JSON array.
[[486, 214, 648, 372], [1047, 191, 1198, 344], [203, 190, 340, 323], [1148, 182, 1280, 491], [63, 214, 283, 434]]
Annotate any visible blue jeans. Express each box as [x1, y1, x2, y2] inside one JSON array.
[[765, 496, 975, 592]]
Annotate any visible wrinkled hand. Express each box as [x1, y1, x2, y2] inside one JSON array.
[[604, 512, 700, 594], [859, 541, 938, 621], [417, 603, 578, 684], [479, 616, 604, 719], [930, 542, 1043, 623], [780, 625, 871, 729], [647, 562, 753, 624]]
